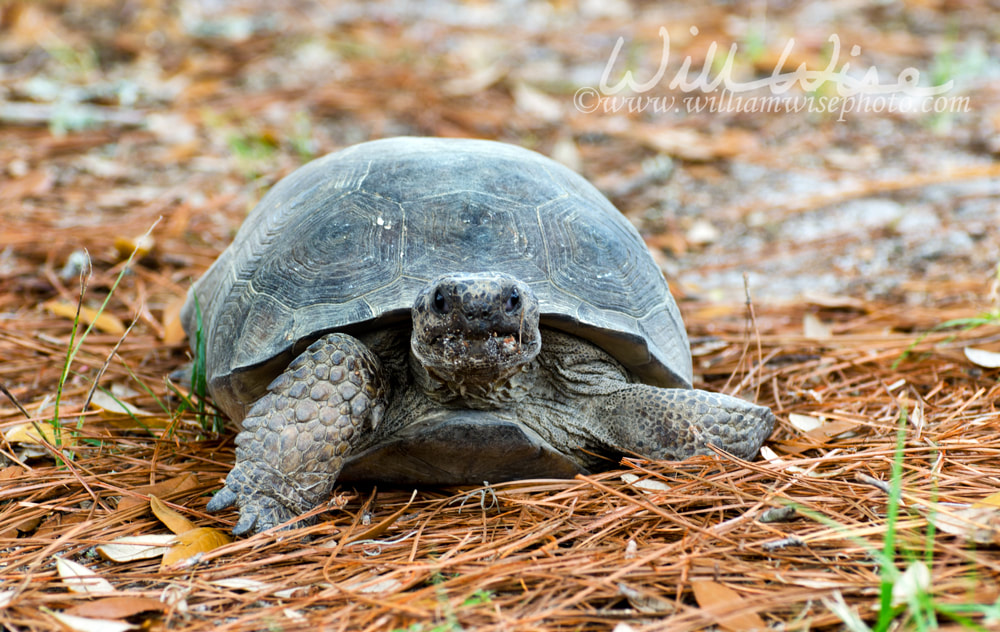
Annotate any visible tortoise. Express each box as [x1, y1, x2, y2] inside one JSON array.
[[181, 137, 775, 535]]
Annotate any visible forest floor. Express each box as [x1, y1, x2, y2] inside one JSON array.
[[1, 1, 999, 630]]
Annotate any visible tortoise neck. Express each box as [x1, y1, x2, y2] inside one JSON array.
[[409, 350, 535, 409]]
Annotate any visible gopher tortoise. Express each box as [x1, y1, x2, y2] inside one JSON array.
[[182, 137, 775, 535]]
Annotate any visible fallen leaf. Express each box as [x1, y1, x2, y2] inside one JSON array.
[[283, 607, 307, 621], [161, 295, 188, 345], [0, 168, 52, 201], [691, 580, 767, 631], [97, 534, 177, 562], [150, 495, 195, 534], [48, 610, 137, 632], [118, 474, 200, 513], [802, 292, 867, 310], [55, 556, 117, 595], [928, 506, 1000, 545], [633, 126, 756, 161], [803, 313, 833, 339], [908, 401, 925, 433], [788, 413, 823, 432], [113, 234, 154, 262], [213, 577, 273, 592], [1, 514, 42, 538], [803, 419, 860, 443], [621, 473, 672, 493], [686, 219, 720, 246], [891, 561, 931, 607], [344, 574, 404, 595], [441, 63, 506, 96], [511, 82, 563, 122], [44, 299, 126, 335], [617, 582, 676, 614], [5, 421, 76, 447], [821, 591, 868, 632], [0, 466, 24, 480], [973, 492, 1000, 508], [964, 347, 1000, 368], [63, 596, 165, 619], [550, 135, 582, 172], [90, 390, 154, 417], [162, 527, 231, 568]]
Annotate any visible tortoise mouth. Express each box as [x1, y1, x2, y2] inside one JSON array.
[[413, 327, 541, 381]]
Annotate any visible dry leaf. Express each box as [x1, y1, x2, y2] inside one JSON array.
[[150, 495, 196, 534], [55, 556, 117, 595], [90, 390, 154, 417], [5, 421, 76, 447], [63, 596, 165, 619], [803, 419, 860, 443], [891, 561, 931, 607], [788, 413, 823, 432], [511, 82, 563, 122], [48, 610, 138, 632], [973, 492, 1000, 508], [617, 582, 676, 614], [964, 347, 1000, 368], [119, 474, 200, 513], [1, 514, 42, 538], [802, 292, 867, 310], [212, 577, 273, 592], [633, 126, 756, 161], [162, 527, 232, 568], [621, 473, 672, 493], [686, 219, 720, 246], [691, 580, 767, 631], [44, 300, 126, 335], [344, 574, 404, 595], [0, 466, 24, 480], [929, 506, 1000, 545], [803, 313, 833, 339], [113, 234, 154, 261], [97, 534, 177, 562], [161, 295, 188, 345], [441, 63, 506, 96]]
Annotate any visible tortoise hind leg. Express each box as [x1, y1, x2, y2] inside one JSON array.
[[599, 386, 775, 461], [207, 332, 387, 535]]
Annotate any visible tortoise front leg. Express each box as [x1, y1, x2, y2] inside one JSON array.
[[206, 333, 387, 535], [600, 386, 775, 461]]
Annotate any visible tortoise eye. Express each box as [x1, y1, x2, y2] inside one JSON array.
[[504, 287, 520, 313], [433, 289, 450, 314]]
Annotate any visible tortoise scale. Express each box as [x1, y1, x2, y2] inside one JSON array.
[[181, 137, 775, 535]]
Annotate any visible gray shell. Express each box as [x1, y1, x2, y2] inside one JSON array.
[[181, 137, 692, 420]]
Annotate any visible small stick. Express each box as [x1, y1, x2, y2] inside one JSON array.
[[855, 472, 892, 495], [0, 381, 31, 419]]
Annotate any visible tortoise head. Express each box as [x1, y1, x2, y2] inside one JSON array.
[[411, 273, 541, 387]]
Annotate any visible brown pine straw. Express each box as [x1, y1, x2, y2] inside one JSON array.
[[2, 242, 999, 631]]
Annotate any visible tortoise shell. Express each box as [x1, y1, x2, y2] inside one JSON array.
[[181, 137, 692, 420]]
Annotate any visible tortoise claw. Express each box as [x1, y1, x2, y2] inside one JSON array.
[[232, 508, 260, 537], [207, 483, 302, 535], [206, 486, 238, 512], [234, 493, 301, 535]]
